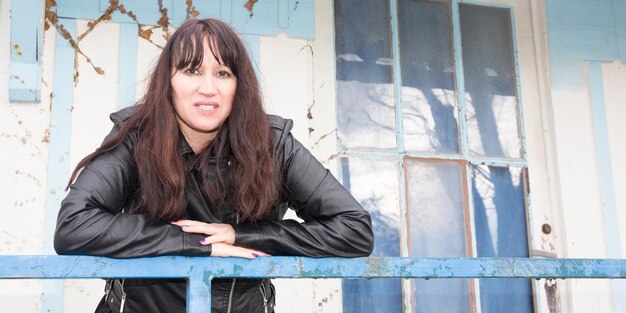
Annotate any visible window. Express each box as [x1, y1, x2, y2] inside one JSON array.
[[335, 1, 532, 312]]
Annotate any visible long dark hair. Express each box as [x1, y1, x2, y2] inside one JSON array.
[[68, 18, 278, 222]]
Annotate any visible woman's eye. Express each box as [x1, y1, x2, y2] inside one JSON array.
[[185, 68, 201, 75], [216, 70, 232, 78]]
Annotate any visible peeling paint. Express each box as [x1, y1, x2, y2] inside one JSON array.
[[244, 0, 259, 17], [13, 44, 23, 57], [186, 0, 200, 18], [45, 0, 178, 84], [11, 75, 25, 85], [41, 128, 50, 143], [311, 129, 337, 150], [157, 0, 171, 40], [321, 149, 346, 165]]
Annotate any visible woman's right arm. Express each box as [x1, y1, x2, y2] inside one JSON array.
[[53, 128, 210, 258]]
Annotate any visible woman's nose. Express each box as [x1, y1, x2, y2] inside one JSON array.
[[198, 76, 217, 95]]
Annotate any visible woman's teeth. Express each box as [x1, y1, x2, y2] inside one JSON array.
[[198, 105, 215, 110]]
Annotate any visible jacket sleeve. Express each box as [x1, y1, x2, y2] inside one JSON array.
[[233, 118, 374, 257], [54, 126, 210, 258]]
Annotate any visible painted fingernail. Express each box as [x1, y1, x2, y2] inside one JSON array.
[[252, 253, 259, 258], [199, 239, 206, 244], [170, 220, 178, 224]]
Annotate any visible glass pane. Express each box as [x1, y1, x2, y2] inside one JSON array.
[[340, 157, 402, 313], [460, 5, 522, 158], [405, 159, 471, 313], [471, 165, 532, 312], [335, 0, 396, 149], [399, 0, 459, 153]]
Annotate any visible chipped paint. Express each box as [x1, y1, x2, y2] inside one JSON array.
[[244, 0, 259, 17], [186, 0, 199, 18], [13, 44, 23, 57]]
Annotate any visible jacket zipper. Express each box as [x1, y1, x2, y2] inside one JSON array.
[[226, 279, 237, 313], [226, 213, 240, 313]]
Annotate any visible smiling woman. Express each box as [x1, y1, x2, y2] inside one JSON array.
[[53, 18, 374, 313]]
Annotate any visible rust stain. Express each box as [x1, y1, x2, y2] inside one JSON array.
[[311, 129, 337, 150], [244, 0, 259, 17], [41, 128, 50, 143], [186, 0, 199, 18], [11, 75, 25, 85], [139, 28, 154, 40], [157, 0, 170, 40], [321, 148, 346, 165], [77, 0, 117, 42], [13, 44, 23, 57], [45, 2, 106, 84]]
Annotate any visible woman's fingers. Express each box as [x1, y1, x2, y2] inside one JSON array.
[[171, 220, 235, 244], [210, 243, 270, 259]]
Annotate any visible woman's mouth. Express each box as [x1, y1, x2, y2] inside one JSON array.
[[197, 104, 215, 111]]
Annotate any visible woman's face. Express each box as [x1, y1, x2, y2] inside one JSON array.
[[171, 38, 237, 152]]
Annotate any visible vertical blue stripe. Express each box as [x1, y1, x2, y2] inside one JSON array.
[[41, 18, 76, 313], [117, 23, 139, 109], [588, 61, 626, 313], [187, 277, 211, 313], [241, 34, 261, 74]]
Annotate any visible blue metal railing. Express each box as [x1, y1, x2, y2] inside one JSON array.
[[2, 256, 626, 313]]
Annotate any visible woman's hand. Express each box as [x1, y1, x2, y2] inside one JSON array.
[[211, 242, 269, 259], [172, 220, 236, 244], [172, 220, 269, 258]]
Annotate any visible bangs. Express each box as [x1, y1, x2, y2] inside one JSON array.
[[170, 21, 239, 75]]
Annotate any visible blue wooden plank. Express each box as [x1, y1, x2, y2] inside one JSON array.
[[287, 0, 314, 38], [117, 23, 138, 109], [588, 61, 626, 313], [616, 0, 626, 61], [54, 0, 315, 39], [2, 256, 626, 312], [2, 256, 626, 280], [241, 34, 260, 74], [220, 0, 233, 23], [9, 0, 44, 102], [188, 277, 211, 313], [546, 0, 624, 89], [39, 17, 77, 313], [278, 0, 289, 29]]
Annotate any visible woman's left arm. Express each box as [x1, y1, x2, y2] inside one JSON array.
[[231, 124, 374, 257]]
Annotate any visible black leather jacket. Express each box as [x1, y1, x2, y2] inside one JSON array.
[[54, 107, 374, 313]]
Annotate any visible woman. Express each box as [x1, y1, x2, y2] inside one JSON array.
[[54, 18, 374, 313]]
